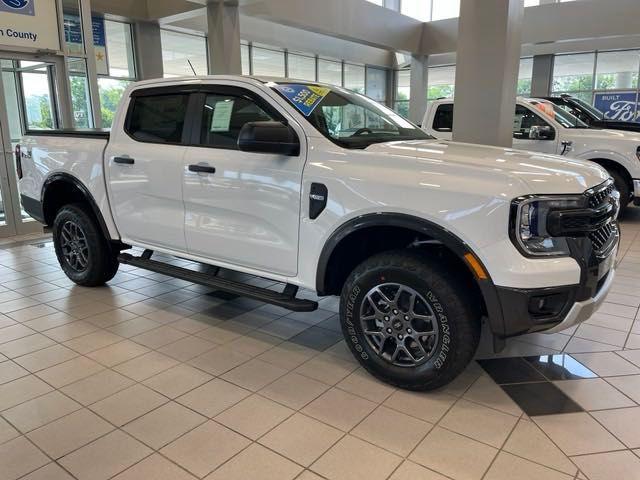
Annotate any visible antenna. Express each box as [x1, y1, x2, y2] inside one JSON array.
[[187, 59, 197, 76]]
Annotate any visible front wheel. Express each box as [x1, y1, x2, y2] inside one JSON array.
[[608, 169, 631, 216], [339, 250, 480, 391], [53, 204, 119, 286]]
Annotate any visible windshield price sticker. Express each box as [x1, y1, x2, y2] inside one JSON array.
[[275, 84, 330, 116]]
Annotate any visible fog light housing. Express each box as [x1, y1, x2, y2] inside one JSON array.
[[528, 292, 569, 319]]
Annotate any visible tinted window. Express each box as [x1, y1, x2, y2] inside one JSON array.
[[127, 94, 188, 143], [513, 105, 552, 139], [433, 104, 454, 131], [200, 94, 274, 149]]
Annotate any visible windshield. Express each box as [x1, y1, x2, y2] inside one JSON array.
[[269, 82, 433, 148], [530, 100, 589, 129], [569, 97, 605, 121]]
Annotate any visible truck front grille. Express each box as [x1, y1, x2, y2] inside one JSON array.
[[585, 179, 618, 257]]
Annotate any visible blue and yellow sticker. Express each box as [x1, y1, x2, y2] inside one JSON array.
[[274, 84, 331, 116]]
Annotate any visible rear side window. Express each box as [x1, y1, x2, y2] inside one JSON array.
[[433, 104, 454, 131], [126, 94, 189, 144], [199, 93, 274, 149]]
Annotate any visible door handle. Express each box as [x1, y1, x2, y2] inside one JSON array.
[[113, 156, 135, 165], [188, 164, 216, 174]]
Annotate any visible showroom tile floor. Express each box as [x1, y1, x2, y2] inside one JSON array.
[[1, 210, 640, 480]]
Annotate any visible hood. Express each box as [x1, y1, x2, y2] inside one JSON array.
[[365, 139, 609, 194], [564, 126, 640, 143]]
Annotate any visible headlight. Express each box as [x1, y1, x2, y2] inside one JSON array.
[[511, 195, 585, 257]]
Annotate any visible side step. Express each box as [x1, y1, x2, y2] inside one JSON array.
[[117, 252, 318, 312]]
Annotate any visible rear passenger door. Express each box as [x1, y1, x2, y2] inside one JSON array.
[[182, 85, 306, 276], [105, 88, 192, 251]]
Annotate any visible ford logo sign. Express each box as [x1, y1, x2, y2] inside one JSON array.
[[2, 0, 29, 8]]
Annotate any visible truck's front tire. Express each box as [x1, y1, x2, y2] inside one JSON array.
[[339, 250, 480, 391], [53, 204, 119, 286]]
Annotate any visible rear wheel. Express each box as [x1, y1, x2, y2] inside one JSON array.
[[339, 250, 480, 391], [53, 204, 119, 286]]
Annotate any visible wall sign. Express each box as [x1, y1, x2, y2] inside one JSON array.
[[0, 0, 60, 51], [593, 92, 640, 123]]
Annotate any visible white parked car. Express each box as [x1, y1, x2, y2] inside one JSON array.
[[422, 97, 640, 210], [16, 76, 618, 390]]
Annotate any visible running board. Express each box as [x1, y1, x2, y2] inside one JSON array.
[[117, 253, 318, 312]]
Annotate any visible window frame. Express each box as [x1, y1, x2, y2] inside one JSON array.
[[513, 104, 556, 141]]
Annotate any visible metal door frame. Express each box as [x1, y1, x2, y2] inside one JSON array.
[[0, 51, 69, 238]]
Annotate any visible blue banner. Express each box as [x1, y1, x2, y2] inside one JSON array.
[[0, 0, 35, 16], [274, 84, 331, 116], [593, 92, 640, 123]]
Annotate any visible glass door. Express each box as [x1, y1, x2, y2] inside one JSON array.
[[0, 58, 58, 238]]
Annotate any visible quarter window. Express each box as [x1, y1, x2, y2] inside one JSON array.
[[199, 93, 275, 149], [127, 94, 189, 143]]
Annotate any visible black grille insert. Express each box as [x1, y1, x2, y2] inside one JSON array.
[[585, 180, 618, 256]]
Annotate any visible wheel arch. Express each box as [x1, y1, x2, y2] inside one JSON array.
[[41, 173, 111, 240], [315, 213, 505, 337], [587, 158, 632, 195]]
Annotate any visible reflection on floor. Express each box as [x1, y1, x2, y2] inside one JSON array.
[[0, 210, 639, 480]]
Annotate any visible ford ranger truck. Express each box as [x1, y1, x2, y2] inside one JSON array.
[[16, 76, 619, 391], [422, 97, 640, 210]]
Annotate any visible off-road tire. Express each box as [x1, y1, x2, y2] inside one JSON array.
[[339, 250, 480, 391], [53, 203, 119, 286], [608, 169, 630, 217]]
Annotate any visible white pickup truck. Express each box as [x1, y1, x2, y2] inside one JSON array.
[[422, 97, 640, 210], [16, 76, 619, 390]]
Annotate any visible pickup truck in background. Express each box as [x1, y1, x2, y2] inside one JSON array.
[[542, 94, 640, 133], [16, 76, 619, 390], [422, 97, 640, 210]]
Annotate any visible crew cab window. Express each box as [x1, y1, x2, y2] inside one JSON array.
[[433, 104, 454, 131], [126, 94, 189, 144], [199, 94, 274, 149], [513, 105, 553, 140]]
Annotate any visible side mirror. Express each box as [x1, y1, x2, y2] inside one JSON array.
[[529, 125, 555, 140], [238, 121, 300, 156]]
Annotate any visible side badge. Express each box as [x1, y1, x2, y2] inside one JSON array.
[[309, 183, 328, 220]]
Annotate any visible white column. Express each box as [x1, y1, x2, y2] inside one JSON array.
[[530, 54, 554, 97], [408, 54, 428, 124], [452, 0, 524, 147], [207, 0, 242, 75]]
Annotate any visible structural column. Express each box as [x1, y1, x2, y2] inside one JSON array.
[[408, 54, 428, 124], [133, 22, 164, 80], [207, 0, 242, 75], [530, 54, 554, 97], [452, 0, 524, 147]]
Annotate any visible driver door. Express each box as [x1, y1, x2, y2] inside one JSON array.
[[512, 105, 560, 154], [182, 85, 306, 276]]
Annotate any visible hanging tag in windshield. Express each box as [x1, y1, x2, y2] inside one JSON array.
[[274, 84, 330, 116]]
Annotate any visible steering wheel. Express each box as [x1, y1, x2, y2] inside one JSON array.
[[352, 127, 374, 136]]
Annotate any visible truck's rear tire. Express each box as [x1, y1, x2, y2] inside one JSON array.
[[339, 250, 480, 391], [53, 204, 119, 286]]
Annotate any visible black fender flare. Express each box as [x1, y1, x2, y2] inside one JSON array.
[[315, 213, 506, 338], [41, 172, 112, 240]]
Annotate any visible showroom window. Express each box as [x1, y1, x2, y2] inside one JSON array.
[[431, 0, 460, 20], [319, 58, 343, 87], [252, 44, 286, 77], [161, 29, 208, 77], [241, 42, 251, 75], [366, 67, 388, 103], [551, 52, 595, 103], [288, 53, 316, 81], [595, 50, 639, 91], [518, 57, 533, 96], [427, 65, 456, 100], [344, 64, 366, 93], [98, 20, 137, 128], [394, 69, 411, 117], [401, 0, 432, 22]]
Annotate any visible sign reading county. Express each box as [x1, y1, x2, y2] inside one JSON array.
[[0, 0, 60, 50], [594, 92, 640, 123], [0, 0, 35, 16], [275, 84, 330, 116]]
